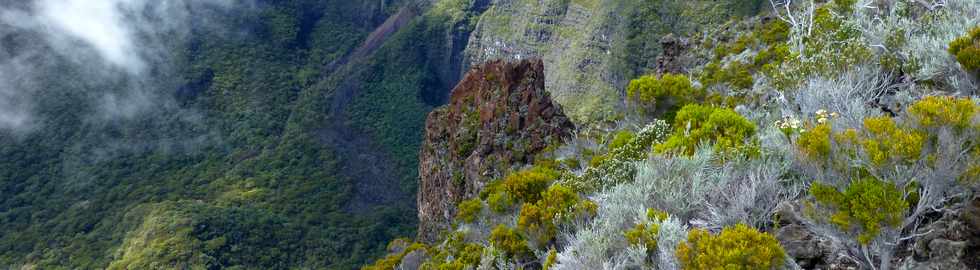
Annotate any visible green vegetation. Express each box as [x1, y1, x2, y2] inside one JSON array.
[[861, 116, 926, 166], [676, 224, 786, 270], [489, 225, 534, 261], [810, 178, 908, 244], [626, 74, 703, 120], [609, 130, 637, 151], [455, 198, 484, 223], [0, 0, 453, 268], [420, 232, 485, 270], [498, 166, 561, 203], [624, 209, 670, 257], [656, 104, 757, 156], [362, 241, 428, 270], [796, 123, 833, 160], [518, 184, 597, 243], [908, 96, 978, 130], [949, 26, 980, 71]]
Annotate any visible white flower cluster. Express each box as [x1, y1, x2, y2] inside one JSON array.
[[815, 109, 840, 124], [774, 116, 802, 130]]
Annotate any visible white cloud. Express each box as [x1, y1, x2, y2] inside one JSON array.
[[0, 0, 246, 132], [36, 0, 144, 73]]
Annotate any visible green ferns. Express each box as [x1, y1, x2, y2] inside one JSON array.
[[657, 104, 757, 156], [675, 224, 786, 270], [810, 178, 908, 245]]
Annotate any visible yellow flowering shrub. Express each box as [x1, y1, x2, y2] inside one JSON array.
[[420, 232, 484, 270], [657, 104, 757, 156], [949, 26, 980, 71], [675, 224, 786, 270], [907, 96, 978, 131], [810, 178, 908, 245], [455, 198, 483, 223], [624, 209, 670, 257], [362, 241, 428, 270], [489, 225, 532, 260], [796, 123, 832, 160], [861, 117, 926, 166], [500, 165, 559, 203], [626, 74, 703, 119], [518, 184, 596, 243]]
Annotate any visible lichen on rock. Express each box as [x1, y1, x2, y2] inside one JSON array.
[[416, 59, 574, 242]]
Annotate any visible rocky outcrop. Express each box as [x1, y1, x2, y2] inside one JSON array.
[[899, 194, 980, 269], [773, 202, 859, 270], [774, 194, 980, 270], [416, 59, 574, 242], [655, 34, 690, 75]]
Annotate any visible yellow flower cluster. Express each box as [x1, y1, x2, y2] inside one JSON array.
[[676, 224, 786, 270]]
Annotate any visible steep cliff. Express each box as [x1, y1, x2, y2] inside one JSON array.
[[462, 0, 765, 123], [417, 59, 574, 242]]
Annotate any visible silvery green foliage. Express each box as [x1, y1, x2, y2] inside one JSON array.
[[701, 132, 804, 229], [553, 148, 720, 269], [786, 102, 978, 269], [477, 246, 515, 270], [855, 0, 979, 92], [655, 217, 687, 270], [635, 148, 721, 221], [781, 64, 887, 130]]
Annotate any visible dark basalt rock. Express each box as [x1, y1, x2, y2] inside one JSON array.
[[416, 59, 574, 243]]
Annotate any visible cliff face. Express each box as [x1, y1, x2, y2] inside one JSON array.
[[417, 59, 574, 242], [462, 0, 629, 123], [460, 0, 765, 123]]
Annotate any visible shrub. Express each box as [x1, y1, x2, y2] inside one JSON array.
[[759, 20, 790, 44], [832, 0, 857, 14], [908, 96, 978, 131], [675, 224, 785, 270], [543, 248, 558, 269], [810, 178, 908, 245], [489, 225, 533, 260], [861, 117, 926, 166], [754, 44, 791, 68], [701, 61, 755, 90], [657, 105, 757, 156], [562, 120, 671, 192], [486, 191, 513, 213], [362, 242, 428, 270], [949, 26, 980, 71], [500, 166, 560, 203], [626, 74, 702, 119], [518, 184, 596, 243], [420, 232, 483, 270], [609, 130, 637, 151], [795, 123, 832, 160], [624, 209, 670, 258], [455, 198, 483, 223]]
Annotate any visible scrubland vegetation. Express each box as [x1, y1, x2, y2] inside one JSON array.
[[367, 0, 978, 269]]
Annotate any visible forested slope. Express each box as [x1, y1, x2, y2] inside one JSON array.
[[0, 0, 480, 268]]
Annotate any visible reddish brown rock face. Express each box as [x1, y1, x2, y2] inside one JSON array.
[[416, 59, 574, 242]]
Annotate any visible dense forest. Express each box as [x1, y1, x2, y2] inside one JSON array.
[[0, 0, 445, 268], [1, 0, 978, 269]]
